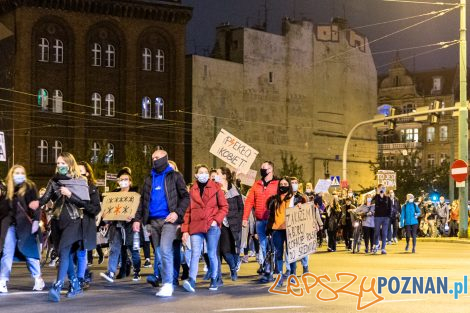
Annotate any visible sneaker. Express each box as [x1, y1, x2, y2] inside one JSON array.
[[248, 251, 256, 257], [302, 266, 309, 274], [33, 277, 45, 291], [133, 272, 141, 281], [365, 248, 369, 254], [183, 278, 196, 293], [242, 255, 249, 263], [381, 249, 387, 255], [257, 265, 264, 274], [0, 280, 7, 293], [276, 275, 284, 288], [48, 259, 57, 267], [230, 270, 238, 281], [217, 277, 224, 287], [156, 283, 173, 297], [48, 281, 63, 302], [209, 278, 218, 291], [203, 264, 208, 272], [66, 278, 82, 298], [100, 271, 115, 283], [144, 259, 152, 268], [146, 275, 160, 288], [405, 244, 409, 252], [236, 258, 242, 272], [98, 255, 104, 265], [412, 248, 416, 254]]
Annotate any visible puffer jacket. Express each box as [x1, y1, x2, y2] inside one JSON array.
[[400, 202, 421, 227], [182, 180, 228, 235], [243, 179, 279, 221]]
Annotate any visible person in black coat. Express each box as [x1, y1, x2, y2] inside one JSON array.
[[0, 166, 45, 294], [0, 179, 8, 255], [216, 167, 244, 283]]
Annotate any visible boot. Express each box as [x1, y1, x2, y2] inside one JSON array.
[[66, 278, 82, 298], [79, 278, 89, 290], [48, 281, 63, 302]]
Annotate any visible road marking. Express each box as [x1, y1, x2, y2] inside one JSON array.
[[214, 306, 307, 312], [0, 291, 48, 296], [380, 299, 426, 303]]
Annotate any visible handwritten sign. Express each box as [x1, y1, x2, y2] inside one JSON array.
[[237, 169, 257, 186], [0, 132, 6, 162], [285, 203, 318, 263], [314, 179, 331, 193], [210, 129, 258, 174], [101, 192, 141, 221], [377, 170, 396, 190]]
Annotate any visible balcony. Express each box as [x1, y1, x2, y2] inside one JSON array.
[[378, 142, 422, 150]]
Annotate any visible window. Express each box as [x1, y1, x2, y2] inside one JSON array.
[[427, 154, 435, 168], [52, 39, 63, 63], [394, 76, 399, 87], [52, 140, 62, 161], [52, 90, 63, 113], [155, 97, 164, 120], [92, 92, 101, 116], [268, 72, 273, 83], [433, 77, 442, 91], [142, 97, 151, 119], [105, 44, 115, 68], [39, 38, 49, 62], [403, 128, 419, 143], [440, 153, 448, 163], [402, 103, 414, 113], [426, 127, 435, 142], [440, 126, 448, 141], [38, 139, 48, 163], [38, 88, 49, 111], [142, 48, 152, 71], [91, 141, 101, 164], [105, 143, 114, 164], [92, 43, 101, 66], [155, 49, 164, 72], [105, 94, 115, 117]]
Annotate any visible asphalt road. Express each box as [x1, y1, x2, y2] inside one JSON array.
[[1, 240, 470, 313]]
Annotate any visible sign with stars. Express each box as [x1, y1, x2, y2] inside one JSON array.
[[101, 191, 141, 221]]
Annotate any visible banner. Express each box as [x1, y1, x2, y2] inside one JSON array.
[[285, 203, 318, 263], [101, 192, 141, 221], [314, 179, 331, 193], [377, 170, 396, 190], [0, 131, 5, 162], [210, 129, 258, 174]]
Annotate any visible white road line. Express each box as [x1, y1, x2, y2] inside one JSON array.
[[0, 291, 48, 296], [214, 306, 307, 312], [380, 299, 426, 303]]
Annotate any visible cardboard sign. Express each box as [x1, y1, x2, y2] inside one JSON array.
[[285, 203, 318, 263], [314, 179, 331, 193], [101, 192, 141, 221], [210, 129, 258, 174], [237, 169, 257, 186], [377, 170, 396, 190], [0, 132, 6, 162]]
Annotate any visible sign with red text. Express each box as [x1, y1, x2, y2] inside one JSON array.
[[210, 129, 258, 174], [101, 192, 141, 221]]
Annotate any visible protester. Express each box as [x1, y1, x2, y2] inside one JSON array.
[[326, 193, 342, 252], [289, 177, 309, 275], [400, 194, 421, 253], [355, 194, 375, 253], [388, 190, 400, 244], [134, 149, 190, 297], [372, 185, 391, 254], [341, 197, 356, 251], [435, 196, 450, 236], [304, 182, 314, 202], [449, 200, 459, 237], [182, 164, 228, 292], [40, 152, 90, 302], [0, 165, 45, 293], [242, 161, 278, 274]]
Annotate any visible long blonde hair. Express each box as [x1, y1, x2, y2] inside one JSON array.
[[5, 165, 36, 200], [57, 152, 83, 179]]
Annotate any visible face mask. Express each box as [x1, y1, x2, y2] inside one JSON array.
[[348, 193, 353, 197], [306, 188, 312, 193], [366, 198, 372, 204], [119, 180, 130, 189], [440, 199, 445, 204], [409, 198, 414, 203], [153, 155, 169, 173], [214, 175, 222, 183], [260, 168, 268, 178], [390, 193, 394, 198], [197, 173, 209, 184], [279, 186, 289, 194], [380, 189, 385, 194], [57, 165, 69, 175], [13, 174, 26, 185], [334, 195, 339, 201], [292, 183, 299, 192]]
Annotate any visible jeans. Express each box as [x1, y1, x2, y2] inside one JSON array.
[[75, 249, 88, 279], [387, 217, 399, 241], [374, 217, 390, 250], [58, 243, 80, 283], [152, 247, 162, 277], [107, 229, 123, 274], [148, 219, 178, 285], [0, 226, 41, 281], [255, 220, 268, 265], [189, 226, 221, 282], [272, 230, 295, 275], [120, 245, 141, 274], [173, 240, 182, 282]]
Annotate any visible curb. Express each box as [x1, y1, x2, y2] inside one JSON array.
[[415, 238, 470, 244]]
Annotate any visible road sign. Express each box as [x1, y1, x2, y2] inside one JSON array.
[[330, 176, 340, 187], [451, 159, 468, 183], [0, 131, 5, 162]]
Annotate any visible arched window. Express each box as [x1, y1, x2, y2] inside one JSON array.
[[53, 39, 63, 63], [440, 126, 448, 141], [92, 92, 101, 116], [105, 94, 115, 117], [38, 88, 49, 111], [52, 90, 63, 113], [105, 44, 115, 68], [91, 141, 101, 164], [142, 96, 151, 119], [105, 143, 114, 164], [142, 48, 152, 71], [426, 127, 435, 142], [92, 43, 101, 66], [38, 139, 48, 163], [38, 38, 49, 62], [53, 140, 62, 161], [155, 49, 164, 72], [155, 97, 164, 120]]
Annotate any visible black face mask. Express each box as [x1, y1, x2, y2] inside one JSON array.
[[279, 186, 289, 194], [260, 168, 269, 178], [153, 155, 169, 173]]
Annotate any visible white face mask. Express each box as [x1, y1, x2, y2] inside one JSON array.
[[366, 198, 372, 204], [292, 183, 299, 192], [214, 175, 222, 183], [348, 193, 353, 197], [409, 198, 414, 203], [119, 180, 130, 189], [390, 193, 394, 198], [13, 174, 26, 185], [197, 173, 209, 184], [306, 188, 312, 193]]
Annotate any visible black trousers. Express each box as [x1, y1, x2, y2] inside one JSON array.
[[362, 226, 374, 250]]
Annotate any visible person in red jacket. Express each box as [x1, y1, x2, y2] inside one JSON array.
[[242, 161, 279, 274], [182, 164, 228, 292]]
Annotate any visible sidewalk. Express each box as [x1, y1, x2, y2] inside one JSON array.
[[416, 236, 470, 244]]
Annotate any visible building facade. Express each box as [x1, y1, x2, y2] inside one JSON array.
[[0, 0, 192, 184], [186, 18, 378, 190]]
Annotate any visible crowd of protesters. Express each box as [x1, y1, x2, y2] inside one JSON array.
[[0, 149, 467, 300]]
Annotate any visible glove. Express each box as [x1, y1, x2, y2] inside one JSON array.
[[31, 220, 39, 234]]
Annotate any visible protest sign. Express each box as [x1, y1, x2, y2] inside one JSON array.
[[210, 129, 258, 174], [237, 169, 257, 186], [377, 170, 397, 190], [285, 203, 318, 263], [314, 179, 331, 193], [0, 132, 6, 162], [101, 192, 141, 221]]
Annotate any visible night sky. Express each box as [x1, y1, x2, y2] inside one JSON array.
[[182, 0, 464, 73]]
